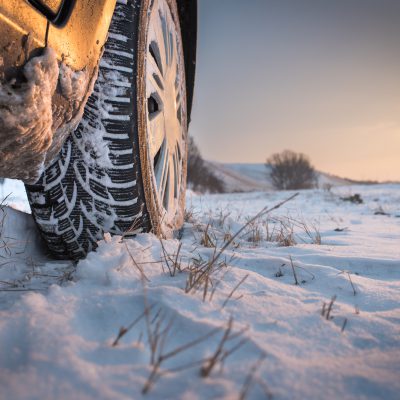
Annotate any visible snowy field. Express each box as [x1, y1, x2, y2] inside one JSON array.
[[0, 183, 399, 399]]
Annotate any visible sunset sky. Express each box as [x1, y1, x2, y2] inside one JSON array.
[[190, 0, 400, 181]]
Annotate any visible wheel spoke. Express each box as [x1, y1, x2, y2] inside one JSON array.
[[155, 14, 168, 71], [159, 147, 170, 207], [147, 69, 165, 101], [148, 113, 165, 158], [155, 141, 168, 188], [169, 31, 177, 71], [148, 2, 168, 74], [168, 31, 174, 67], [173, 150, 179, 199], [160, 13, 170, 66], [171, 154, 176, 202], [149, 41, 164, 78]]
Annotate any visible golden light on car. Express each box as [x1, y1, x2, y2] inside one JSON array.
[[0, 0, 115, 69], [41, 0, 63, 13]]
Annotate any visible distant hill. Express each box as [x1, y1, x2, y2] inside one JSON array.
[[207, 161, 353, 192]]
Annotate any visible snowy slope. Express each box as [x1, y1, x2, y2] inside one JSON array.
[[0, 184, 399, 400], [208, 162, 352, 192], [208, 161, 272, 192]]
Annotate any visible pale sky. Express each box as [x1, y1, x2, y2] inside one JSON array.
[[190, 0, 400, 181]]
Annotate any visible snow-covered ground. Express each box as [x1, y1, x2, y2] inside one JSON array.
[[0, 179, 30, 213], [0, 183, 399, 399]]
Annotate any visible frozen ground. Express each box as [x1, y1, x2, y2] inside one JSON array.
[[0, 183, 399, 399]]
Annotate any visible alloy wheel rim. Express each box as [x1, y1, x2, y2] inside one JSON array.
[[145, 0, 186, 223]]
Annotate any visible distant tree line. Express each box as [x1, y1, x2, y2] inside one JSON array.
[[187, 137, 225, 193]]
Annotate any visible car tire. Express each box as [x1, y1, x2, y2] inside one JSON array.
[[25, 0, 188, 260]]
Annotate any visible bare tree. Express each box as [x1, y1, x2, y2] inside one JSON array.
[[266, 150, 317, 190], [187, 137, 225, 193]]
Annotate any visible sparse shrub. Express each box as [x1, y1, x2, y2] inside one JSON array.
[[187, 137, 225, 193], [340, 193, 363, 204], [266, 150, 317, 190]]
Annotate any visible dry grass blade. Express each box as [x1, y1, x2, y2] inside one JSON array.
[[321, 295, 337, 320], [0, 195, 14, 257], [159, 239, 183, 277], [341, 317, 348, 333], [289, 256, 299, 285], [112, 303, 156, 347], [200, 317, 246, 378], [140, 265, 233, 395], [120, 204, 144, 239], [200, 222, 215, 248], [160, 325, 221, 362], [162, 358, 205, 374], [185, 251, 227, 296], [347, 272, 357, 296], [294, 264, 315, 281], [159, 238, 170, 275], [200, 317, 233, 377], [142, 314, 222, 394], [297, 218, 322, 245], [173, 243, 183, 276], [221, 274, 249, 309], [238, 354, 267, 400], [255, 378, 273, 400], [0, 193, 11, 210], [209, 269, 230, 302], [124, 242, 150, 282], [219, 337, 248, 367], [337, 270, 357, 296]]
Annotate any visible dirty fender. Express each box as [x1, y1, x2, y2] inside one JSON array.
[[0, 0, 116, 183], [0, 48, 97, 183]]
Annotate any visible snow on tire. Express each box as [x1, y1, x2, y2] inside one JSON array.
[[25, 0, 162, 260]]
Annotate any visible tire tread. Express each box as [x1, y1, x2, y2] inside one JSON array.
[[26, 0, 150, 260]]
